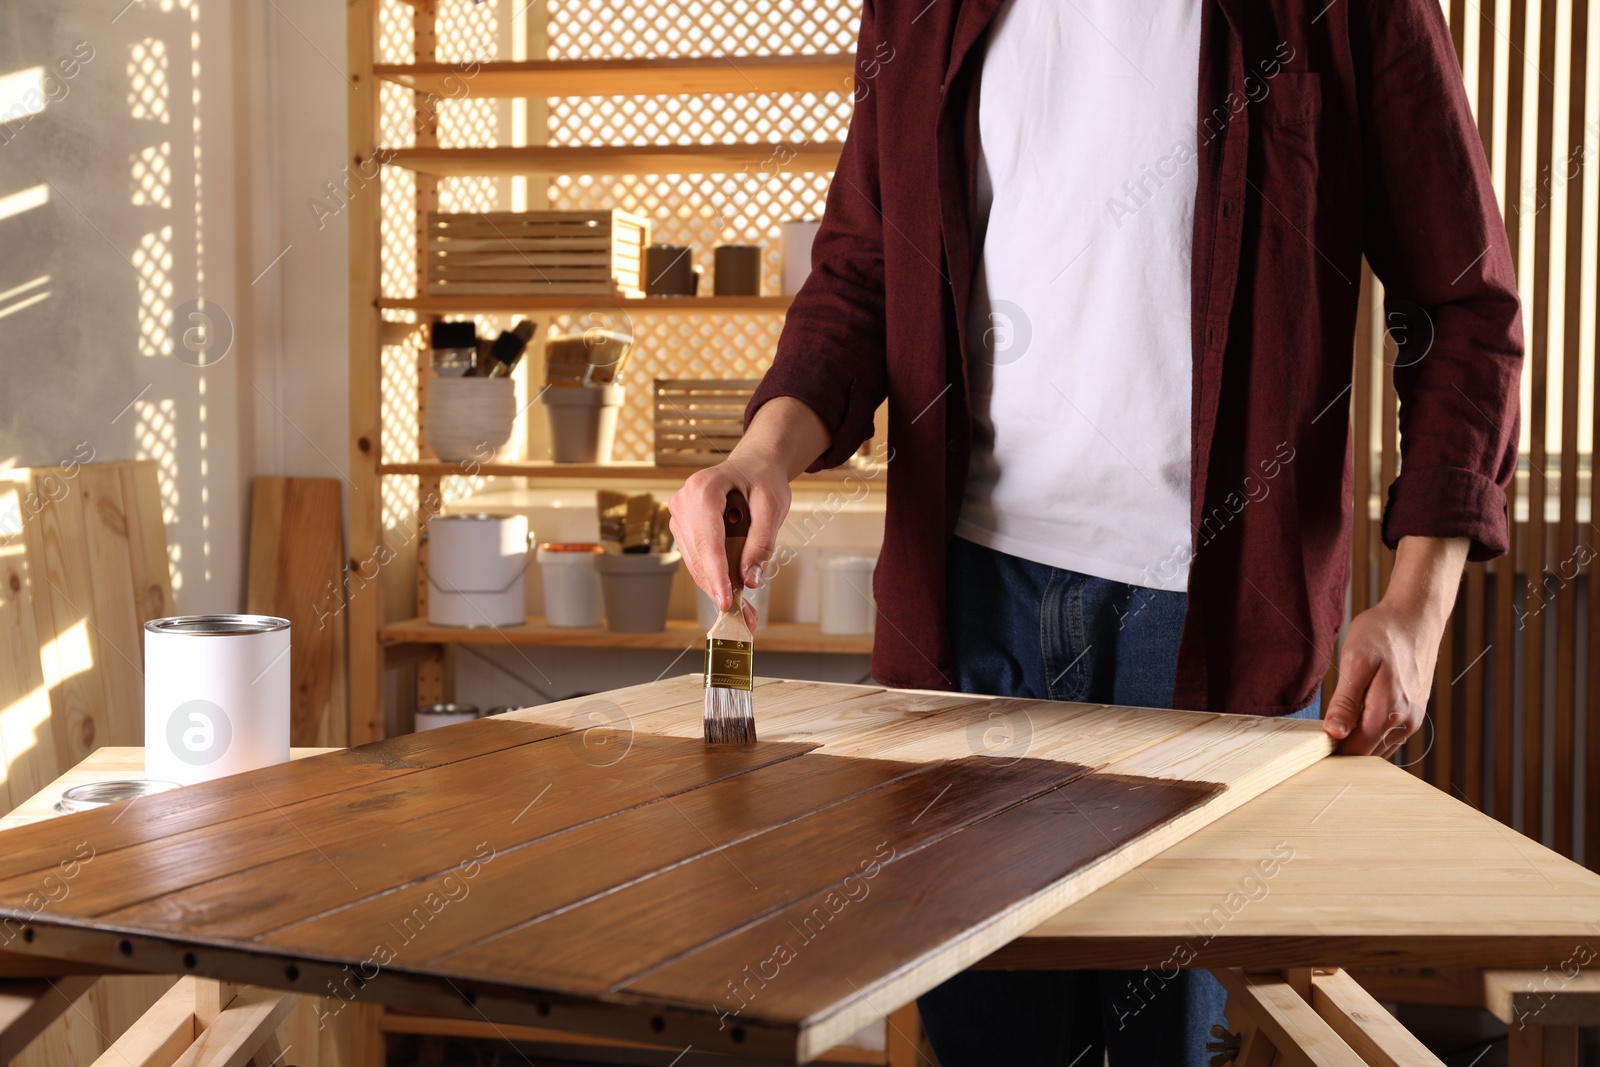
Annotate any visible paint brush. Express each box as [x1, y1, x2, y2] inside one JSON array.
[[703, 489, 756, 744]]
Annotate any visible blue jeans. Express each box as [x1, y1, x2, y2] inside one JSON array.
[[919, 537, 1320, 1067]]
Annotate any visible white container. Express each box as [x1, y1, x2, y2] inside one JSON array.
[[144, 615, 291, 785], [416, 703, 478, 730], [595, 551, 681, 633], [780, 219, 822, 296], [543, 383, 623, 463], [695, 580, 770, 632], [427, 514, 533, 628], [537, 542, 605, 627], [426, 377, 516, 462], [819, 555, 876, 635]]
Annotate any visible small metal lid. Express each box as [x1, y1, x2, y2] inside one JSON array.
[[418, 703, 479, 716], [55, 780, 179, 815], [434, 513, 501, 522], [145, 614, 290, 635], [483, 706, 520, 716]]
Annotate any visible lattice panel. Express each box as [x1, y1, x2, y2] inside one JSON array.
[[543, 0, 858, 460], [377, 0, 862, 473], [547, 0, 860, 56]]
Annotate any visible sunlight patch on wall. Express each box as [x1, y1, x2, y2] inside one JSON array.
[[134, 226, 175, 356], [127, 39, 169, 123], [131, 141, 173, 207]]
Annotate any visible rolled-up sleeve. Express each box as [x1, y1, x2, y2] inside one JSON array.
[[746, 2, 890, 472], [1356, 0, 1523, 561]]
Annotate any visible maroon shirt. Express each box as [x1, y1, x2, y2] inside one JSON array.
[[749, 0, 1522, 713]]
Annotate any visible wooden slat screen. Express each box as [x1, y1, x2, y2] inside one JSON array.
[[1341, 0, 1597, 871]]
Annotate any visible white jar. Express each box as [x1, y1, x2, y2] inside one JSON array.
[[144, 615, 291, 785], [819, 555, 877, 635], [427, 514, 533, 628], [536, 542, 605, 628]]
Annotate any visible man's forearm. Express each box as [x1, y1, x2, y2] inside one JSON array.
[[1382, 535, 1470, 631], [732, 397, 831, 481]]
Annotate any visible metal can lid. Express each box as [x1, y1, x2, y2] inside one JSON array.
[[145, 614, 290, 635], [55, 780, 179, 815]]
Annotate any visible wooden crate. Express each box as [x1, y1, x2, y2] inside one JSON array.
[[653, 378, 760, 467], [425, 209, 650, 297]]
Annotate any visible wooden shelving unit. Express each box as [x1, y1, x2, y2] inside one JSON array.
[[346, 1, 867, 743], [381, 615, 874, 654]]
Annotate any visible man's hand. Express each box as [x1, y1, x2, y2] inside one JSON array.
[[667, 397, 830, 630], [1324, 535, 1469, 756]]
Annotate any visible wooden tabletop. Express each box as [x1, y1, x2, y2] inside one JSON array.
[[0, 676, 1331, 1062]]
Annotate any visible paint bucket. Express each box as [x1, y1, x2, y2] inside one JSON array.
[[427, 514, 533, 628], [595, 551, 681, 632], [537, 542, 605, 627], [819, 555, 876, 635], [780, 219, 821, 296], [144, 614, 292, 785], [416, 703, 478, 730], [543, 384, 623, 463]]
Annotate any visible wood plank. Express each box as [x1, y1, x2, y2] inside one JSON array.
[[1001, 757, 1600, 972], [623, 771, 1220, 1059], [373, 54, 856, 98], [1214, 969, 1367, 1067], [1523, 0, 1559, 845], [24, 468, 109, 766], [0, 474, 59, 816], [1308, 968, 1445, 1066], [0, 976, 97, 1062], [247, 477, 348, 747], [169, 986, 295, 1067], [379, 615, 874, 654], [380, 295, 793, 314], [77, 465, 147, 748], [133, 748, 918, 941], [0, 734, 819, 915], [1482, 968, 1600, 1028], [433, 756, 1095, 993], [92, 975, 197, 1067], [384, 143, 843, 178], [119, 463, 175, 628]]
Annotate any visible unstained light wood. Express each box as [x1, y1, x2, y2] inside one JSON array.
[[373, 53, 855, 97]]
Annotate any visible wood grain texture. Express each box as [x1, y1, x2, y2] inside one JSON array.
[[247, 477, 348, 747], [1000, 756, 1600, 972], [0, 678, 1336, 1061]]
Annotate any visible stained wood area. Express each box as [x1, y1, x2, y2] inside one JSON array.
[[0, 677, 1332, 1062]]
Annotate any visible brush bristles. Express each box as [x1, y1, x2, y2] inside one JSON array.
[[703, 687, 757, 744]]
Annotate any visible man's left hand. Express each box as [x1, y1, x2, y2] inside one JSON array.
[[1323, 536, 1470, 757]]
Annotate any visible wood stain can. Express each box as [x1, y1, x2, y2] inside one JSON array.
[[143, 614, 291, 785]]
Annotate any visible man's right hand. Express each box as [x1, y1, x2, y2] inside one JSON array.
[[666, 396, 832, 629]]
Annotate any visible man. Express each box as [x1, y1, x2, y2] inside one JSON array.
[[668, 0, 1521, 1061]]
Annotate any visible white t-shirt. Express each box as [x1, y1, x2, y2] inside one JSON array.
[[955, 0, 1201, 592]]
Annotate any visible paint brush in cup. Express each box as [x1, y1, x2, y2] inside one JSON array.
[[703, 489, 757, 744]]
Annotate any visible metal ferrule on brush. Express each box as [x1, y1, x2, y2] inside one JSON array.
[[704, 638, 753, 691]]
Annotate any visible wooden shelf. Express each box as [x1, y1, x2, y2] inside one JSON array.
[[374, 53, 856, 97], [382, 142, 843, 176], [380, 294, 793, 314], [376, 460, 864, 484], [380, 615, 874, 654]]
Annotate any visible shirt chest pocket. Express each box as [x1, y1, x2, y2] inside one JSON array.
[[1246, 73, 1323, 231]]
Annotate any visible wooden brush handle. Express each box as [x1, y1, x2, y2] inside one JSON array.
[[723, 489, 750, 601]]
